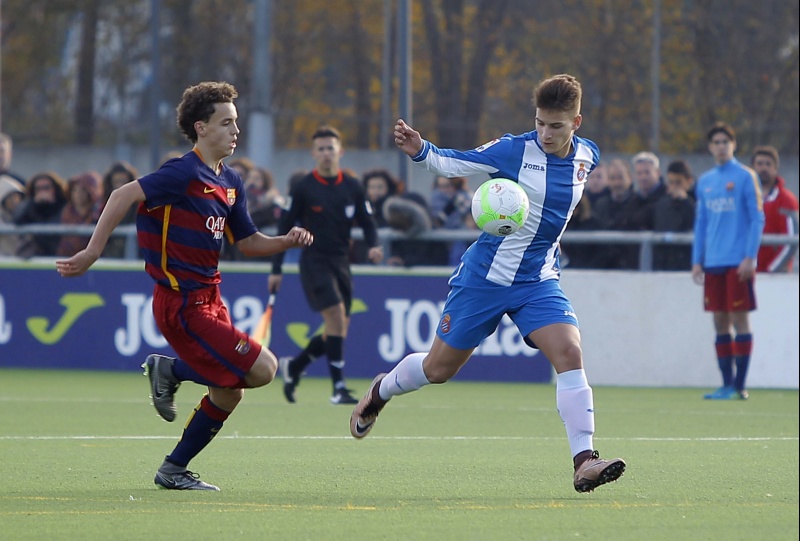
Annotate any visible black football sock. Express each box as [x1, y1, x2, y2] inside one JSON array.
[[325, 335, 346, 391], [289, 334, 326, 378]]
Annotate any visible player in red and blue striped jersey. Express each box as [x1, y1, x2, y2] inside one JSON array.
[[57, 81, 313, 491], [692, 122, 765, 401]]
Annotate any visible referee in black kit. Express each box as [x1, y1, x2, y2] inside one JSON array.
[[268, 125, 384, 404]]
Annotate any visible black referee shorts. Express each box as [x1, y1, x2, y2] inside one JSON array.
[[299, 252, 353, 315]]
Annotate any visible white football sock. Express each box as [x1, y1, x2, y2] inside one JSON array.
[[378, 352, 430, 400], [556, 369, 595, 458]]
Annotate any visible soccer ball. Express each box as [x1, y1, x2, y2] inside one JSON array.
[[471, 179, 530, 236]]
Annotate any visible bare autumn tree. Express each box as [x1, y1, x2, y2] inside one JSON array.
[[269, 0, 387, 148], [74, 0, 99, 144], [418, 0, 511, 148], [1, 0, 78, 142], [693, 0, 799, 152], [92, 2, 150, 147], [0, 0, 797, 157]]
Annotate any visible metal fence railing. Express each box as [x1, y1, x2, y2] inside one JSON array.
[[1, 223, 797, 272]]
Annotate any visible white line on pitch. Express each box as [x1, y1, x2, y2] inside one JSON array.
[[0, 435, 796, 441]]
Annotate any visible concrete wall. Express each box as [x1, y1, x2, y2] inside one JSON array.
[[563, 270, 799, 389]]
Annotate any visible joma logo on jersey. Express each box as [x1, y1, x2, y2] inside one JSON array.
[[523, 163, 545, 171], [205, 216, 226, 239]]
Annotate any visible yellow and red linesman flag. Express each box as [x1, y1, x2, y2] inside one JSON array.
[[253, 293, 276, 347]]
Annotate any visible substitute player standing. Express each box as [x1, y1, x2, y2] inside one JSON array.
[[269, 126, 383, 405], [350, 74, 626, 493], [692, 122, 765, 401], [57, 81, 313, 491]]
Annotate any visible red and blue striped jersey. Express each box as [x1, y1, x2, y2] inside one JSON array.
[[136, 150, 257, 291]]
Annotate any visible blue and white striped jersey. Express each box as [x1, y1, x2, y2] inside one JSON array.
[[412, 131, 599, 286]]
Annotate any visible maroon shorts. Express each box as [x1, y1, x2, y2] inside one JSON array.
[[152, 284, 261, 388], [703, 268, 757, 312]]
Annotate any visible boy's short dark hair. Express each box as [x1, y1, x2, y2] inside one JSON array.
[[666, 159, 693, 178], [312, 125, 341, 141], [707, 121, 736, 142], [532, 74, 582, 114]]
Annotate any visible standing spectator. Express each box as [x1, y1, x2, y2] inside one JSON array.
[[584, 162, 610, 205], [692, 122, 764, 401], [562, 192, 602, 269], [362, 168, 399, 227], [629, 151, 667, 231], [352, 74, 626, 494], [57, 81, 313, 491], [244, 166, 284, 229], [383, 190, 449, 267], [269, 125, 383, 405], [592, 159, 639, 269], [101, 161, 140, 259], [13, 171, 67, 257], [0, 133, 26, 184], [224, 166, 286, 262], [350, 169, 398, 263], [226, 156, 255, 179], [430, 175, 472, 230], [0, 175, 25, 255], [751, 145, 799, 273], [56, 171, 104, 257], [429, 175, 472, 264], [652, 160, 695, 270]]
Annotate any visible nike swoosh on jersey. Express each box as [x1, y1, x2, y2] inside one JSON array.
[[204, 187, 215, 193]]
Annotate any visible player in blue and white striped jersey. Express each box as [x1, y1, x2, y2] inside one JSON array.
[[351, 74, 626, 493]]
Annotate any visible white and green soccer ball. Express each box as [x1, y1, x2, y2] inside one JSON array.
[[471, 178, 530, 236]]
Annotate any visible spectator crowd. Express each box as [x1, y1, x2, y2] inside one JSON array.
[[1, 131, 797, 273]]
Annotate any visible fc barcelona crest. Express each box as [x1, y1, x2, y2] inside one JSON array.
[[227, 188, 236, 205]]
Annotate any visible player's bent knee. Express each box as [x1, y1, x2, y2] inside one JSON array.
[[423, 364, 457, 384], [245, 349, 278, 387], [547, 342, 583, 373], [208, 387, 243, 411]]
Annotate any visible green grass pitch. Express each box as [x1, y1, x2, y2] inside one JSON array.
[[0, 368, 797, 541]]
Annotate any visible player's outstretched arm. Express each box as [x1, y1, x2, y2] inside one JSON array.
[[394, 119, 423, 157], [56, 181, 145, 278], [237, 226, 313, 258]]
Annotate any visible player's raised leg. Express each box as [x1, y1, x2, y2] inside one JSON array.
[[351, 341, 473, 438]]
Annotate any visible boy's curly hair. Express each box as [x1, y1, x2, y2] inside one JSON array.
[[176, 82, 238, 143]]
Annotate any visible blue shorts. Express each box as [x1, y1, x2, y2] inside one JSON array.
[[436, 264, 578, 350]]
